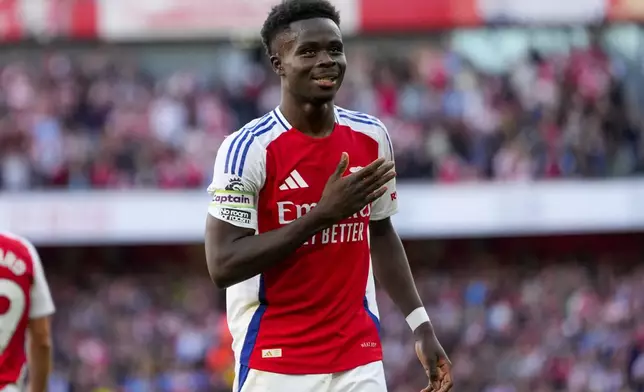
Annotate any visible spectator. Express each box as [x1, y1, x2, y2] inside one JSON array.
[[0, 36, 640, 190], [42, 238, 644, 392]]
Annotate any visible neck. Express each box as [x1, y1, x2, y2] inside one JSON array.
[[279, 93, 335, 137]]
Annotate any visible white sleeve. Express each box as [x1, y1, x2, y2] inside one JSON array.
[[370, 125, 398, 221], [206, 131, 266, 231], [24, 240, 55, 319]]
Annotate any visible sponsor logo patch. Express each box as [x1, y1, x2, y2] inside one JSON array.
[[212, 190, 254, 208], [219, 208, 252, 225], [276, 201, 370, 245]]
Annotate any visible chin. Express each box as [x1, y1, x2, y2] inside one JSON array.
[[309, 90, 337, 105]]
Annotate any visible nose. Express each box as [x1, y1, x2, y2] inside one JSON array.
[[316, 50, 336, 67]]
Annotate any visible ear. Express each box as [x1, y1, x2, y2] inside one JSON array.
[[270, 55, 284, 77]]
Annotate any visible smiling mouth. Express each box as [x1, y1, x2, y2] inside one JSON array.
[[312, 76, 338, 88]]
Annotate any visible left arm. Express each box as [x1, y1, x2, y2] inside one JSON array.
[[369, 218, 425, 326], [24, 236, 55, 392], [366, 120, 429, 334], [370, 218, 452, 392], [368, 120, 453, 392]]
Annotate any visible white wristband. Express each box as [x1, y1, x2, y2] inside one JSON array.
[[406, 307, 430, 331]]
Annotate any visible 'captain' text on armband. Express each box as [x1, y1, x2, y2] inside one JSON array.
[[277, 201, 371, 246], [211, 189, 255, 209]]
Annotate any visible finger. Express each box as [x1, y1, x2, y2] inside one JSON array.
[[427, 355, 439, 387], [331, 152, 349, 180], [437, 379, 453, 392], [349, 157, 386, 180], [358, 171, 396, 197], [360, 162, 395, 188], [362, 170, 396, 196], [437, 367, 453, 392], [437, 378, 453, 392], [363, 161, 394, 181], [366, 187, 388, 203], [353, 162, 394, 197]]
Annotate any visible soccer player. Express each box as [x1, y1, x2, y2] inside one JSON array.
[[205, 0, 453, 391], [0, 232, 55, 392]]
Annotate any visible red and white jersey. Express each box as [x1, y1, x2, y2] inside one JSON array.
[[0, 232, 55, 388], [207, 106, 398, 375]]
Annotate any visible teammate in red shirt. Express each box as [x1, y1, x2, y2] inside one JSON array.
[[205, 1, 453, 391], [0, 232, 55, 392]]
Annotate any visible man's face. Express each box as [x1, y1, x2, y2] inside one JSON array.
[[273, 18, 346, 104]]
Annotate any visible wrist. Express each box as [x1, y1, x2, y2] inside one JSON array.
[[412, 320, 434, 338], [305, 207, 335, 232], [406, 307, 433, 335], [297, 208, 334, 235]]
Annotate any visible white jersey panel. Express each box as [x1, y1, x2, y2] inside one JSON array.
[[25, 240, 54, 319], [206, 110, 290, 231], [208, 109, 291, 362], [335, 107, 398, 221], [226, 275, 262, 362]]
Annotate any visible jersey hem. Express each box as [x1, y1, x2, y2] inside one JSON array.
[[243, 355, 383, 375]]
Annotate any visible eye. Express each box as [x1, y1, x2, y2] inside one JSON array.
[[301, 49, 316, 57], [330, 46, 343, 54]]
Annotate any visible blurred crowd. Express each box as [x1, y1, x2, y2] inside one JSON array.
[[43, 238, 644, 392], [1, 32, 643, 191]]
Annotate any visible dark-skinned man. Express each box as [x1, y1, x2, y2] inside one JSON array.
[[205, 1, 453, 391]]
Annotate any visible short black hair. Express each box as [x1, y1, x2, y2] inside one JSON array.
[[260, 0, 341, 56]]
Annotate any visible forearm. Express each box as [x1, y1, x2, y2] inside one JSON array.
[[206, 211, 330, 288], [27, 339, 51, 392], [370, 219, 428, 329]]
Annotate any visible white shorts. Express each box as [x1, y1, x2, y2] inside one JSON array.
[[0, 385, 20, 392], [234, 360, 388, 392]]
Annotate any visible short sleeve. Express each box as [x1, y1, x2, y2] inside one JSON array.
[[25, 240, 55, 319], [207, 131, 266, 231], [370, 125, 398, 221]]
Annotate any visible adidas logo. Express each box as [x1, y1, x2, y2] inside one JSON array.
[[279, 170, 309, 190]]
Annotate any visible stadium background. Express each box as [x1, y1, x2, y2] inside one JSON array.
[[1, 0, 644, 391]]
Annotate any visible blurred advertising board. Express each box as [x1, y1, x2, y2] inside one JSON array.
[[607, 0, 644, 21], [91, 0, 614, 40], [0, 0, 641, 42], [2, 181, 644, 245], [0, 0, 97, 41], [0, 0, 30, 41], [46, 0, 98, 39], [358, 0, 607, 31], [96, 0, 359, 40], [476, 0, 606, 25], [357, 0, 482, 32]]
